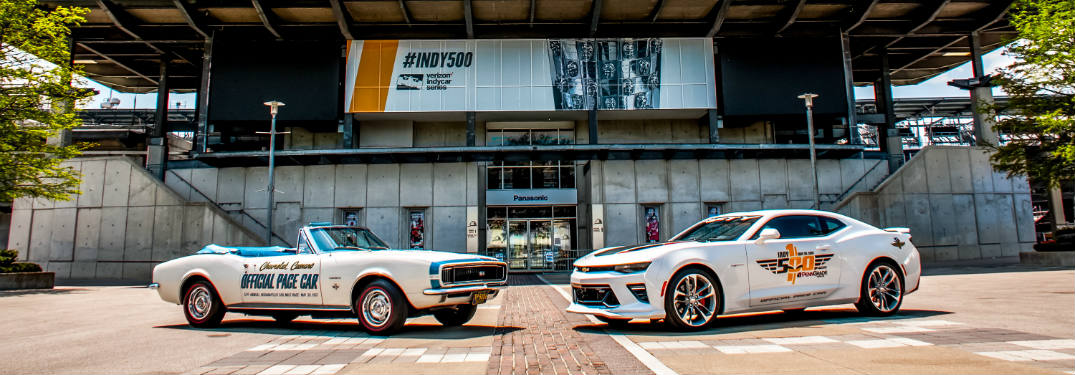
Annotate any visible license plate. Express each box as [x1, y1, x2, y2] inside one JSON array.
[[471, 291, 489, 305]]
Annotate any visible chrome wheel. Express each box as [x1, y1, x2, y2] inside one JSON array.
[[362, 289, 392, 328], [867, 265, 902, 313], [186, 285, 212, 320], [672, 273, 718, 327]]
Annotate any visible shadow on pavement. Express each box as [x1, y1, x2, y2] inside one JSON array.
[[155, 318, 522, 339], [573, 308, 953, 335], [924, 264, 1073, 276], [0, 287, 90, 297]]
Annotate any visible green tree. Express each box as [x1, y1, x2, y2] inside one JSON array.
[[0, 0, 91, 202], [990, 0, 1075, 187]]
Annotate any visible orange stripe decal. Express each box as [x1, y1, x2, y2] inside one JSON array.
[[351, 40, 398, 112]]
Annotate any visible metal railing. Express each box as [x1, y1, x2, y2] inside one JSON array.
[[165, 169, 292, 246], [477, 248, 595, 272]]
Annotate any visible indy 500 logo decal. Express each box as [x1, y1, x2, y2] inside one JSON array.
[[756, 244, 833, 284]]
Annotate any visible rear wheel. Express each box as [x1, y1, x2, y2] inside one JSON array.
[[663, 268, 722, 330], [183, 280, 226, 328], [355, 279, 408, 335], [595, 315, 631, 328], [433, 305, 477, 326], [854, 262, 904, 316]]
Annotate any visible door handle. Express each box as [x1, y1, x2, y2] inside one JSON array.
[[816, 245, 832, 252]]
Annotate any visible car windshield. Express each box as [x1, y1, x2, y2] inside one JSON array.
[[310, 227, 390, 251], [672, 216, 761, 242]]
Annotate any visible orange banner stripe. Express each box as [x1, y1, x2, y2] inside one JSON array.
[[351, 40, 399, 112]]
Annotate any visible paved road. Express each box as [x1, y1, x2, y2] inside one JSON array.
[[1, 265, 1071, 375]]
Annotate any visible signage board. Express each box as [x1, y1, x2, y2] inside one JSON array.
[[486, 189, 578, 206], [345, 38, 716, 112]]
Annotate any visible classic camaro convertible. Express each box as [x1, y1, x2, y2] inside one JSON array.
[[567, 209, 921, 330], [150, 223, 507, 334]]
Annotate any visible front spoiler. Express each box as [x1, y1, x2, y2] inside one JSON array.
[[566, 302, 664, 320]]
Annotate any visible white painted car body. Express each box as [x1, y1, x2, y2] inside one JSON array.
[[152, 225, 507, 318], [566, 210, 921, 321]]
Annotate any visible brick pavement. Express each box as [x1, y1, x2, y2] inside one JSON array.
[[487, 274, 652, 375]]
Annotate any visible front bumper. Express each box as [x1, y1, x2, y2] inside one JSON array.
[[565, 271, 665, 320], [423, 281, 507, 304]]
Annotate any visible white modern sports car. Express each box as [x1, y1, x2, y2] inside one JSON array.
[[150, 223, 507, 335], [567, 209, 921, 330]]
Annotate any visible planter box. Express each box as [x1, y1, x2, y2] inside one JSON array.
[[1020, 251, 1075, 267], [0, 272, 55, 290]]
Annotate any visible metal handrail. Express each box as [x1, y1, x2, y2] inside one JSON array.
[[165, 169, 292, 246], [826, 158, 888, 208]]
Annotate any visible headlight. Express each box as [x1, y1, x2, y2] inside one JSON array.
[[613, 262, 651, 273]]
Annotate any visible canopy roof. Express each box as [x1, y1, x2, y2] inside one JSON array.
[[49, 0, 1015, 93]]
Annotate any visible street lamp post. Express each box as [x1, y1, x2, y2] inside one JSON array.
[[259, 101, 286, 245], [797, 93, 820, 210]]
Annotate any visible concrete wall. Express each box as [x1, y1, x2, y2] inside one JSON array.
[[591, 157, 889, 247], [7, 157, 261, 281], [165, 162, 480, 251], [836, 146, 1035, 263], [594, 119, 770, 144]]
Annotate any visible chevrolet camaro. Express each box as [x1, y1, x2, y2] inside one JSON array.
[[150, 223, 507, 335], [567, 209, 921, 330]]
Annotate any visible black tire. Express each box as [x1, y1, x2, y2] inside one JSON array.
[[854, 261, 905, 316], [663, 268, 722, 331], [355, 279, 408, 335], [272, 313, 299, 325], [433, 305, 477, 326], [595, 315, 631, 328], [183, 280, 226, 328]]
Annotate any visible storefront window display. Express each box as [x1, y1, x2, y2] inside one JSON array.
[[644, 206, 660, 243], [409, 210, 425, 249]]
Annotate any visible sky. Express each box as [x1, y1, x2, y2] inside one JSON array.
[[80, 45, 1014, 110]]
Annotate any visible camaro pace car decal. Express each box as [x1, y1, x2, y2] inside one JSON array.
[[756, 244, 833, 284]]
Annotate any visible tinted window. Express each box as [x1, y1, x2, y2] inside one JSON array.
[[756, 215, 823, 239], [672, 216, 761, 242], [819, 216, 846, 234]]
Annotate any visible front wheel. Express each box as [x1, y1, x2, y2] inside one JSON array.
[[355, 280, 408, 335], [183, 280, 226, 328], [663, 268, 722, 330], [854, 262, 904, 316], [433, 304, 477, 326]]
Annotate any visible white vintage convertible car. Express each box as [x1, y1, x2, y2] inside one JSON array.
[[151, 223, 507, 334], [567, 209, 921, 330]]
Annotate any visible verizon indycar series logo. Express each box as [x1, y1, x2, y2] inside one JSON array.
[[756, 244, 833, 284]]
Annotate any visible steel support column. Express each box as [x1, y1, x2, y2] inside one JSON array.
[[874, 50, 903, 170], [147, 59, 169, 179], [588, 109, 598, 145], [466, 111, 476, 146], [342, 114, 355, 148], [707, 109, 720, 143], [969, 30, 999, 146], [195, 35, 213, 154], [840, 31, 859, 144]]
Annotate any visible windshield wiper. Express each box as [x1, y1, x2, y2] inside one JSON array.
[[334, 246, 367, 250]]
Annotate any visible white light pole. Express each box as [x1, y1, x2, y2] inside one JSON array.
[[798, 93, 821, 210], [258, 100, 286, 245]]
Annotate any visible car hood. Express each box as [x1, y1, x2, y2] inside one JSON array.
[[574, 241, 706, 266], [332, 249, 500, 264]]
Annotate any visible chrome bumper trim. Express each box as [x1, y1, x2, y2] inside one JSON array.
[[148, 283, 160, 290], [423, 282, 507, 295]]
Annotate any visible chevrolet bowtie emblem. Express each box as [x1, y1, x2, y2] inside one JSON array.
[[332, 283, 340, 290], [892, 237, 906, 249]]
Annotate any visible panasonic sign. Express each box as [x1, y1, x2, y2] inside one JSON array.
[[486, 189, 577, 205]]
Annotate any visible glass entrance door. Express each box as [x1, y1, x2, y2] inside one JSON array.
[[488, 206, 577, 271]]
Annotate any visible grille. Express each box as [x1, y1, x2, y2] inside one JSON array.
[[572, 285, 620, 307], [441, 264, 507, 285]]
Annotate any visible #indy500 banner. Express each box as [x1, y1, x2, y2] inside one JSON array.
[[344, 38, 716, 113]]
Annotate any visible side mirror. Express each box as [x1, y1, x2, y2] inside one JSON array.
[[755, 228, 781, 244]]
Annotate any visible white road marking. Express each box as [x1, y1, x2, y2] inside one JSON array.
[[441, 353, 467, 363], [1008, 339, 1075, 350], [861, 326, 935, 333], [284, 365, 321, 375], [310, 364, 346, 375], [638, 341, 708, 349], [416, 354, 443, 363], [713, 344, 793, 354], [763, 336, 840, 345], [895, 320, 964, 327], [976, 350, 1075, 361], [248, 344, 277, 351], [536, 274, 679, 375], [846, 338, 932, 349]]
